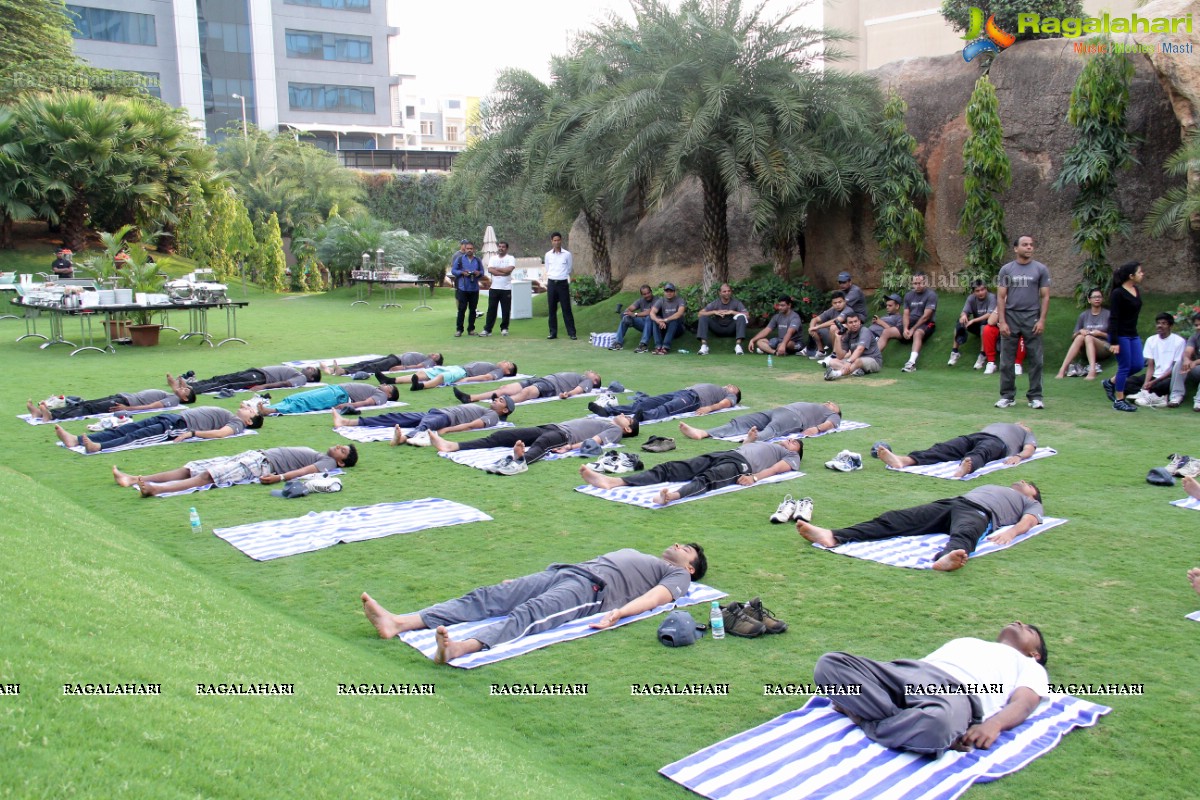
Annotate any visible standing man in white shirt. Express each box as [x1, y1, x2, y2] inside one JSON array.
[[544, 232, 576, 340], [481, 240, 516, 337]]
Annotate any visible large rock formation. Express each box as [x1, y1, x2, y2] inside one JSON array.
[[575, 32, 1199, 296]]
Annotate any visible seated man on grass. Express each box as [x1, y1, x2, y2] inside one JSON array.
[[28, 384, 194, 422], [747, 295, 802, 356], [169, 365, 320, 400], [610, 284, 657, 352], [695, 282, 749, 355], [112, 444, 357, 497], [361, 543, 706, 664], [580, 439, 803, 506], [1122, 312, 1187, 408], [801, 290, 848, 358], [331, 395, 515, 446], [680, 401, 842, 441], [874, 422, 1038, 478], [323, 352, 442, 377], [429, 414, 639, 475], [385, 360, 517, 391], [869, 293, 904, 357], [589, 383, 740, 421], [796, 480, 1044, 572], [265, 382, 398, 415], [452, 371, 601, 404], [899, 271, 938, 373], [823, 312, 881, 380], [813, 622, 1048, 756], [55, 405, 263, 453], [950, 279, 997, 369]]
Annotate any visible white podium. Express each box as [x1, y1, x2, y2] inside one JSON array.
[[510, 281, 533, 320]]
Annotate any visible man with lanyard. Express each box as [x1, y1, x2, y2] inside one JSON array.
[[451, 240, 484, 337]]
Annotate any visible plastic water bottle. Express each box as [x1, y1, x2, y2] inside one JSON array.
[[677, 349, 690, 354], [766, 354, 774, 369], [189, 507, 201, 534], [710, 601, 725, 640]]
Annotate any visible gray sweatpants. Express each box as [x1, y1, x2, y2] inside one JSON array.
[[814, 652, 982, 756], [999, 308, 1044, 402], [419, 568, 603, 649]]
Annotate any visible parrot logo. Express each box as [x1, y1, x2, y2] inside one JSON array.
[[961, 7, 1016, 62]]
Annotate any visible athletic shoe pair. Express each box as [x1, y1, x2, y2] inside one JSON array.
[[824, 450, 863, 472], [486, 455, 528, 475], [769, 494, 813, 524], [721, 598, 788, 637], [587, 451, 644, 474]]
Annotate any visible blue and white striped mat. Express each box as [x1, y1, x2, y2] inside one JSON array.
[[1170, 497, 1200, 511], [59, 428, 258, 456], [212, 498, 491, 560], [815, 518, 1068, 569], [575, 471, 803, 509], [1187, 610, 1200, 622], [887, 448, 1058, 480], [19, 406, 166, 426], [397, 582, 725, 668], [661, 694, 1110, 800], [282, 355, 384, 369], [715, 420, 872, 443], [439, 444, 620, 471], [151, 468, 344, 498], [335, 420, 514, 443], [499, 388, 630, 407]]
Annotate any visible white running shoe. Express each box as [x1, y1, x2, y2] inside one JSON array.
[[793, 497, 814, 523], [1014, 364, 1024, 375], [973, 353, 987, 370], [698, 344, 710, 356], [734, 344, 744, 355], [405, 430, 432, 447], [1028, 398, 1045, 409], [593, 392, 619, 409], [492, 456, 528, 475], [995, 398, 1015, 408], [1133, 391, 1152, 407], [984, 362, 997, 374], [1147, 394, 1168, 408], [901, 362, 916, 373], [948, 351, 961, 366], [824, 450, 864, 472], [769, 495, 799, 524]]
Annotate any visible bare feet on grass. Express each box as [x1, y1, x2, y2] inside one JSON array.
[[656, 487, 680, 506], [429, 431, 458, 453], [390, 425, 407, 446], [1189, 567, 1200, 596], [1184, 476, 1200, 501], [434, 625, 482, 664], [54, 424, 79, 448], [875, 445, 906, 470], [112, 465, 139, 487], [28, 400, 53, 421], [513, 440, 526, 460], [135, 477, 157, 497], [331, 409, 357, 428], [796, 520, 837, 547], [1084, 367, 1098, 381], [932, 549, 969, 571], [80, 435, 100, 454], [360, 592, 424, 639], [679, 422, 708, 440], [580, 464, 621, 490]]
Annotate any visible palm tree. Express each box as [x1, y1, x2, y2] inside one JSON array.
[[0, 109, 47, 249], [1144, 131, 1200, 238], [577, 0, 859, 291]]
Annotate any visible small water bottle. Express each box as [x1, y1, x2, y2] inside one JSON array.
[[766, 354, 774, 369], [189, 507, 202, 534], [710, 601, 725, 640], [677, 348, 689, 354]]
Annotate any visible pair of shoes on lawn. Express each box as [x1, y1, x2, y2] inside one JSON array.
[[722, 598, 788, 637], [769, 494, 813, 524], [825, 450, 863, 472], [642, 435, 676, 453], [485, 455, 527, 475], [588, 451, 643, 474]]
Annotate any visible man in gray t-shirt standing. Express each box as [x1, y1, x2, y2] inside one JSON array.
[[996, 235, 1051, 409], [798, 480, 1045, 571], [580, 438, 804, 506], [360, 543, 707, 664], [875, 422, 1038, 478]]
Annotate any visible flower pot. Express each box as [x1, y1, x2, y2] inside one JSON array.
[[106, 319, 132, 340], [128, 323, 163, 347]]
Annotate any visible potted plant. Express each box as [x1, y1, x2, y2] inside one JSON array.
[[120, 243, 166, 346]]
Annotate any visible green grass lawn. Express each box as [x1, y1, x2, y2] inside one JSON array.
[[1, 269, 1197, 799]]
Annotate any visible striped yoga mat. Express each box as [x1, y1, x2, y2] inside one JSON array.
[[151, 468, 344, 498], [20, 406, 167, 426], [660, 694, 1110, 800], [575, 471, 803, 509], [397, 582, 725, 668], [714, 420, 871, 443], [589, 404, 747, 425], [335, 420, 514, 444], [212, 499, 491, 560], [439, 445, 620, 471], [1170, 497, 1200, 511], [282, 355, 384, 369], [814, 517, 1068, 569], [887, 447, 1058, 480], [59, 428, 258, 456]]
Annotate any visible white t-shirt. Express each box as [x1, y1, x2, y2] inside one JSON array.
[[922, 637, 1049, 721], [1142, 333, 1186, 379], [488, 254, 516, 290]]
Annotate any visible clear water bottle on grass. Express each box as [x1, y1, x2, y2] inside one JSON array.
[[189, 507, 202, 534], [766, 354, 774, 369], [710, 601, 725, 640]]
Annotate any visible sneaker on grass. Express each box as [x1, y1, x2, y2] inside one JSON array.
[[793, 497, 813, 523], [984, 362, 997, 374], [734, 343, 745, 355], [995, 398, 1015, 408], [901, 361, 916, 373], [698, 343, 709, 356], [948, 351, 961, 366], [974, 353, 987, 370], [769, 495, 798, 524]]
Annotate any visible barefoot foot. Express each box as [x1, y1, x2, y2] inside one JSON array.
[[1189, 567, 1200, 596], [332, 409, 356, 428], [361, 592, 404, 639], [656, 488, 680, 506], [796, 520, 837, 547], [513, 440, 526, 460], [54, 424, 79, 448], [135, 477, 157, 498], [112, 465, 138, 487], [953, 457, 974, 479], [429, 431, 457, 453], [876, 446, 905, 469], [744, 425, 759, 443], [932, 549, 969, 571], [679, 422, 708, 440], [391, 425, 407, 446], [80, 435, 101, 454], [580, 465, 620, 490]]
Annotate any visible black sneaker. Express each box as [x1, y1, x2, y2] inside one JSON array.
[[410, 374, 423, 391], [452, 387, 472, 404], [721, 602, 767, 638], [1113, 399, 1137, 412], [375, 371, 397, 386], [587, 401, 612, 417], [745, 597, 788, 634], [1102, 378, 1116, 403]]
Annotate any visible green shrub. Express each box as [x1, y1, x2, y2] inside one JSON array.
[[571, 275, 617, 307], [678, 274, 827, 329]]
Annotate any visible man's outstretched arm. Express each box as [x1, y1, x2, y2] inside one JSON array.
[[959, 686, 1041, 749], [589, 585, 674, 629]]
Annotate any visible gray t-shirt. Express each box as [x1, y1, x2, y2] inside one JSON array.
[[439, 404, 498, 428], [1073, 309, 1110, 334], [997, 260, 1051, 312], [549, 418, 624, 446], [869, 312, 903, 337], [689, 383, 737, 407], [581, 548, 691, 610], [841, 327, 881, 362], [541, 372, 595, 395], [121, 389, 180, 409], [766, 311, 801, 341], [181, 406, 244, 435], [964, 485, 1043, 527], [842, 284, 867, 321], [343, 383, 387, 404], [652, 295, 686, 319], [737, 441, 802, 472], [1188, 331, 1200, 356], [399, 352, 436, 368], [962, 291, 997, 318], [980, 423, 1036, 456], [260, 365, 308, 387], [626, 296, 655, 315], [903, 288, 938, 323], [464, 361, 506, 380], [264, 446, 336, 474], [703, 297, 748, 315], [816, 306, 841, 325], [771, 402, 841, 432]]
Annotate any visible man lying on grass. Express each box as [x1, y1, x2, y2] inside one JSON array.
[[112, 444, 357, 497], [362, 543, 706, 664]]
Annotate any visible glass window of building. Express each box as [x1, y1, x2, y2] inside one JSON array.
[[285, 30, 372, 62], [419, 120, 434, 135], [445, 125, 458, 142], [289, 83, 376, 114], [283, 0, 370, 10], [67, 5, 157, 45]]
